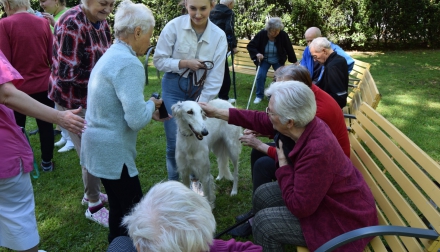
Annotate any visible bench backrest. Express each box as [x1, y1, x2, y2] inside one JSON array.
[[349, 102, 440, 251], [345, 68, 381, 118]]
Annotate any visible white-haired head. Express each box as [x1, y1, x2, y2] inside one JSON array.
[[113, 0, 155, 39], [220, 0, 234, 5], [265, 81, 316, 127], [0, 0, 30, 11], [309, 37, 331, 51], [122, 181, 216, 252]]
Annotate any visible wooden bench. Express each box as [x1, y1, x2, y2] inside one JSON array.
[[344, 68, 381, 119], [297, 101, 440, 252]]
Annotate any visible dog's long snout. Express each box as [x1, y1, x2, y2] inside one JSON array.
[[202, 128, 209, 136]]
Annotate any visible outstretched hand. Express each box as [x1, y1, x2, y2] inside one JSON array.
[[198, 102, 216, 117], [56, 107, 86, 135]]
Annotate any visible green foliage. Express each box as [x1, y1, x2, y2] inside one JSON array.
[[25, 0, 439, 48]]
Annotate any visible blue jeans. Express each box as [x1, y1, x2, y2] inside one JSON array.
[[161, 72, 202, 180], [255, 61, 281, 99]]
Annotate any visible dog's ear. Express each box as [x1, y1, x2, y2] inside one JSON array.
[[171, 102, 183, 117]]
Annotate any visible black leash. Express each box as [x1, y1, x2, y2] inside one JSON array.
[[214, 212, 255, 239]]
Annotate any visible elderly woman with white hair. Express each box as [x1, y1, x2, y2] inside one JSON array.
[[48, 0, 115, 227], [80, 0, 165, 244], [246, 17, 297, 104], [105, 181, 262, 252], [199, 81, 378, 251]]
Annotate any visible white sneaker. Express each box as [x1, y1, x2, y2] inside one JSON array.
[[253, 97, 262, 104], [85, 207, 109, 227], [54, 138, 67, 147], [58, 142, 74, 153], [190, 180, 204, 196], [227, 98, 236, 104]]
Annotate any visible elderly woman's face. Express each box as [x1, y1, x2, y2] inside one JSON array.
[[39, 0, 58, 14], [84, 0, 115, 23], [268, 29, 280, 39], [135, 27, 153, 56], [267, 98, 287, 134]]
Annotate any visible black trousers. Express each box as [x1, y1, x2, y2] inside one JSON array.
[[14, 91, 54, 162], [251, 142, 277, 193], [101, 165, 143, 244], [218, 58, 232, 100]]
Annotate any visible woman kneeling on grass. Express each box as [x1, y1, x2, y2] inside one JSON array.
[[199, 81, 378, 251], [80, 0, 167, 244]]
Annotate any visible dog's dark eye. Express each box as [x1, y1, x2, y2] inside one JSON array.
[[187, 110, 194, 115]]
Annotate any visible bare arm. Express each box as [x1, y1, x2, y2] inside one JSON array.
[[0, 83, 85, 134]]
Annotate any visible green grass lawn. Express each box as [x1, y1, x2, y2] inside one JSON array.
[[1, 50, 439, 252]]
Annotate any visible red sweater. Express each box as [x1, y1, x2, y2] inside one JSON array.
[[229, 111, 378, 252], [0, 12, 53, 94]]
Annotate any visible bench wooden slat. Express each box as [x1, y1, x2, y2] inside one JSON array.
[[348, 102, 440, 249], [359, 70, 381, 109], [358, 106, 440, 231], [376, 208, 410, 251], [350, 132, 426, 251]]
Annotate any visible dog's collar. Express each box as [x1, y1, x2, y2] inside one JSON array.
[[179, 129, 193, 137]]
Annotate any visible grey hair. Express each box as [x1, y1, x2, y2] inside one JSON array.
[[309, 37, 331, 51], [220, 0, 234, 5], [114, 0, 155, 39], [265, 81, 316, 127], [273, 64, 313, 87], [265, 17, 284, 31], [0, 0, 30, 11], [122, 181, 216, 252]]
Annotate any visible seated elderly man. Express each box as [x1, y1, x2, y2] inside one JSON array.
[[310, 37, 349, 108], [301, 27, 354, 83]]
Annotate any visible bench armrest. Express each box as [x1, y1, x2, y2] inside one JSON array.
[[315, 225, 439, 252]]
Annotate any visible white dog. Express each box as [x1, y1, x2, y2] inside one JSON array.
[[172, 99, 242, 208]]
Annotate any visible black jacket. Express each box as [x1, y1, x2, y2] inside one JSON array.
[[316, 52, 349, 108], [247, 29, 297, 66], [209, 4, 237, 49]]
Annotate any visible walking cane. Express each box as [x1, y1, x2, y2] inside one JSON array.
[[230, 45, 237, 101], [246, 60, 260, 110]]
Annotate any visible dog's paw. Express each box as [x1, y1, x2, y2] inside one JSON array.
[[230, 189, 238, 196]]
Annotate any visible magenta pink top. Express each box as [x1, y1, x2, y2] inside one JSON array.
[[210, 239, 262, 252], [0, 50, 34, 178]]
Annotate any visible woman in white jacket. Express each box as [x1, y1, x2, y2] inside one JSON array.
[[153, 0, 227, 181]]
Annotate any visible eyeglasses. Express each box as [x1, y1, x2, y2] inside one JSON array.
[[265, 107, 277, 116]]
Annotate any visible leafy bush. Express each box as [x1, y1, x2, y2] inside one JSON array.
[[26, 0, 439, 49]]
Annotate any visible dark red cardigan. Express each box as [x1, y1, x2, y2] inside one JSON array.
[[229, 110, 378, 251]]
